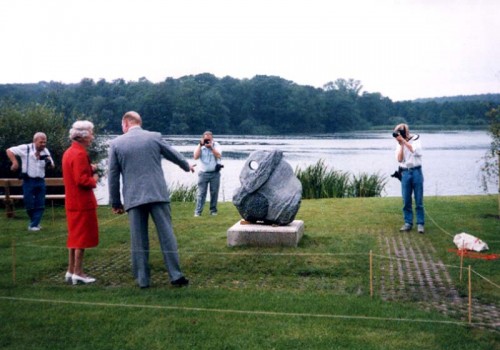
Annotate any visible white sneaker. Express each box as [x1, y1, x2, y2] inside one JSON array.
[[399, 223, 412, 232], [28, 226, 41, 232], [417, 224, 425, 234]]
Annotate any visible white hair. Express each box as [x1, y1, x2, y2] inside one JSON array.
[[33, 132, 47, 142], [69, 120, 94, 141]]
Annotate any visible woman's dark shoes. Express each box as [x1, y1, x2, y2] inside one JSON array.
[[171, 276, 189, 287]]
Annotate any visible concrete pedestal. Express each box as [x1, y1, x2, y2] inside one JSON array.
[[227, 220, 304, 247]]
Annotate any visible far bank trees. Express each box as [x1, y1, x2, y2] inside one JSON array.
[[0, 75, 498, 135]]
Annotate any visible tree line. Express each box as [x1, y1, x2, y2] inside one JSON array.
[[1, 74, 499, 135]]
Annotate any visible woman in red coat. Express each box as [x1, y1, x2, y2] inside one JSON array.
[[62, 121, 99, 285]]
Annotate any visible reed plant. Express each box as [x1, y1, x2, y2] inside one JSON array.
[[349, 172, 387, 197], [295, 159, 351, 199], [169, 182, 197, 202], [295, 160, 386, 199]]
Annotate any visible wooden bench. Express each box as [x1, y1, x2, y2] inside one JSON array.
[[0, 178, 65, 218]]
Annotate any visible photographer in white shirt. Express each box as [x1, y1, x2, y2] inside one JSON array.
[[393, 123, 425, 234], [193, 131, 222, 216]]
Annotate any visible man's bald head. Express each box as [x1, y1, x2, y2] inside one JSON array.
[[123, 111, 142, 124], [122, 111, 142, 133]]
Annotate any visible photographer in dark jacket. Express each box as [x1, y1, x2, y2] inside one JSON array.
[[193, 131, 222, 216], [393, 123, 425, 234], [6, 132, 55, 231]]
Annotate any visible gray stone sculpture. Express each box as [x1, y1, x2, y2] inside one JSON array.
[[232, 150, 302, 225]]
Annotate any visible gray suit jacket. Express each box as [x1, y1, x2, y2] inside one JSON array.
[[108, 126, 190, 211]]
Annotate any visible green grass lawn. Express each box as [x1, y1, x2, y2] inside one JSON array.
[[1, 196, 499, 349]]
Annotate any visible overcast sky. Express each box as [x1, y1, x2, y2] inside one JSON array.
[[1, 0, 499, 101]]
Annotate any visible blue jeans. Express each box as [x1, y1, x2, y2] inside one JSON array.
[[23, 177, 46, 228], [401, 167, 424, 226], [195, 171, 221, 215]]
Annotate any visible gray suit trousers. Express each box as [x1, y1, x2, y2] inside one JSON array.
[[127, 202, 183, 287]]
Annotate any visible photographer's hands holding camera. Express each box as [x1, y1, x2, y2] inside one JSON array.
[[393, 128, 414, 164], [197, 136, 221, 160], [38, 154, 54, 169], [200, 137, 212, 148]]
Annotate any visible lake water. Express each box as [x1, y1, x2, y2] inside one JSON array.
[[95, 131, 497, 204]]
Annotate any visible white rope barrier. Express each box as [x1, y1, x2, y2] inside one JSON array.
[[7, 240, 500, 291], [472, 269, 500, 289], [0, 296, 476, 327], [424, 209, 455, 238], [3, 201, 499, 332]]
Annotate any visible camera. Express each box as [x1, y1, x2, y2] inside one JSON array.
[[39, 154, 51, 164], [391, 168, 402, 181], [204, 139, 210, 145], [392, 129, 406, 139]]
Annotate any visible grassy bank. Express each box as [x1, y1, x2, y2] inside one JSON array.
[[1, 196, 499, 349]]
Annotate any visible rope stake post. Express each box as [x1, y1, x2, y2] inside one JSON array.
[[468, 265, 472, 324], [497, 150, 499, 219], [52, 200, 55, 224], [12, 238, 16, 286], [460, 242, 465, 282], [369, 250, 373, 299]]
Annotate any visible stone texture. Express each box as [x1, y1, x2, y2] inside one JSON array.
[[227, 220, 304, 247], [232, 150, 302, 225]]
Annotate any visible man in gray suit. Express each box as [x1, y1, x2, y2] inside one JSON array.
[[108, 111, 196, 288]]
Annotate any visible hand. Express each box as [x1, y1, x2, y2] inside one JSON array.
[[112, 206, 125, 215], [10, 163, 19, 172], [91, 164, 98, 173], [396, 135, 404, 144], [189, 164, 197, 173], [200, 137, 212, 148], [93, 173, 99, 182]]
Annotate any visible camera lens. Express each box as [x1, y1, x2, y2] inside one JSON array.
[[204, 140, 210, 144], [392, 132, 399, 138]]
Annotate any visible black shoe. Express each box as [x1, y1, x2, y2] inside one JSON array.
[[171, 276, 189, 287]]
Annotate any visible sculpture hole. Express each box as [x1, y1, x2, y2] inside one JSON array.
[[249, 160, 259, 170]]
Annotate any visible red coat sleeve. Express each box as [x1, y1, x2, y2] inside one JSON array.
[[71, 150, 96, 189]]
